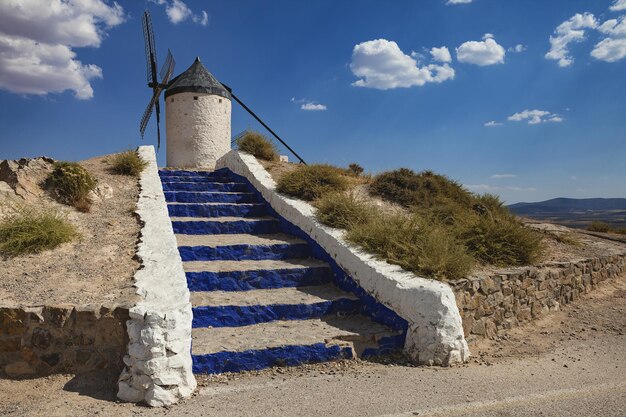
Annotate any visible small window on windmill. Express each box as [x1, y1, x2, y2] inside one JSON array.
[[193, 96, 198, 100], [219, 99, 222, 103], [171, 98, 174, 103]]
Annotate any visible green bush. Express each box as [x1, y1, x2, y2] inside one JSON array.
[[587, 221, 611, 233], [276, 164, 348, 201], [237, 131, 278, 161], [47, 162, 97, 211], [109, 150, 147, 177], [370, 168, 472, 209], [0, 204, 78, 257], [346, 214, 474, 280], [461, 215, 544, 266], [315, 192, 374, 229]]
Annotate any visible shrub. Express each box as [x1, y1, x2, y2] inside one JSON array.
[[315, 192, 375, 229], [462, 215, 544, 266], [615, 228, 626, 235], [276, 164, 348, 201], [47, 162, 97, 211], [237, 131, 278, 161], [346, 214, 474, 280], [348, 163, 364, 177], [370, 168, 472, 209], [109, 150, 147, 177], [587, 221, 611, 233], [0, 204, 78, 257], [551, 232, 582, 247]]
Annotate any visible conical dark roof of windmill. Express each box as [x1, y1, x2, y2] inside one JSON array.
[[165, 57, 231, 99]]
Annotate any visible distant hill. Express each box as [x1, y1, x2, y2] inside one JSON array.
[[508, 198, 626, 229]]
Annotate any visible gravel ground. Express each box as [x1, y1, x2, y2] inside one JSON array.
[[1, 273, 624, 417], [0, 154, 140, 306]]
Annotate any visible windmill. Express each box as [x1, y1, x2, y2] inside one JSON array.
[[138, 9, 306, 166], [139, 9, 175, 150]]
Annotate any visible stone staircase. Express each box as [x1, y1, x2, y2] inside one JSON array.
[[159, 168, 405, 374]]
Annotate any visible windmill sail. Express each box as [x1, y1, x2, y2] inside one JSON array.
[[139, 9, 173, 150]]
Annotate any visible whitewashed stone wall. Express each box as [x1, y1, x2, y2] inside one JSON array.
[[166, 92, 231, 169], [117, 146, 196, 406], [216, 151, 470, 366]]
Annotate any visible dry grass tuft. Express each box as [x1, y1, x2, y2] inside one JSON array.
[[315, 192, 374, 229], [346, 214, 475, 280], [0, 204, 78, 257], [109, 150, 147, 177], [587, 221, 612, 233], [276, 164, 348, 201], [238, 131, 279, 161]]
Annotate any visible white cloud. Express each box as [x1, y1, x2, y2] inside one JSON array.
[[591, 16, 626, 62], [465, 184, 536, 192], [610, 0, 626, 12], [430, 46, 452, 63], [350, 39, 455, 89], [446, 0, 474, 4], [301, 103, 327, 111], [508, 109, 564, 125], [291, 97, 327, 111], [0, 0, 124, 99], [484, 121, 503, 127], [456, 34, 506, 66], [545, 13, 598, 67], [151, 0, 209, 26], [490, 174, 517, 179], [509, 44, 527, 53]]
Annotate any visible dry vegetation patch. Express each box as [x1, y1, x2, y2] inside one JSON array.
[[107, 150, 148, 177], [0, 204, 77, 257], [237, 131, 279, 161], [46, 161, 97, 212], [276, 164, 350, 201], [0, 153, 140, 306]]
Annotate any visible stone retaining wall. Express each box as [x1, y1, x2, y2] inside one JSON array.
[[0, 303, 129, 377], [451, 255, 626, 340]]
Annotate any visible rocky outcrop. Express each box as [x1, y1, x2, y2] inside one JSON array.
[[0, 157, 55, 201]]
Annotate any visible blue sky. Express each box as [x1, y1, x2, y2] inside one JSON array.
[[0, 0, 625, 203]]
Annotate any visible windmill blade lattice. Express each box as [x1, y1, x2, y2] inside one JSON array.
[[139, 9, 174, 150]]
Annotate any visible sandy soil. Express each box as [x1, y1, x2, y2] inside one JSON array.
[[0, 273, 623, 416], [0, 154, 140, 306]]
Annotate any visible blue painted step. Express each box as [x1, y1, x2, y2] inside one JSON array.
[[161, 176, 236, 183], [159, 169, 231, 178], [185, 262, 332, 292], [168, 203, 267, 218], [160, 168, 406, 375], [192, 298, 362, 328], [172, 219, 280, 235], [178, 242, 311, 261], [162, 182, 249, 192], [190, 316, 403, 374], [192, 343, 353, 374], [164, 191, 258, 204]]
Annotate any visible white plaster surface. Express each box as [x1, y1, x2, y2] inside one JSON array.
[[117, 146, 197, 406], [216, 151, 470, 366], [166, 92, 231, 169]]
